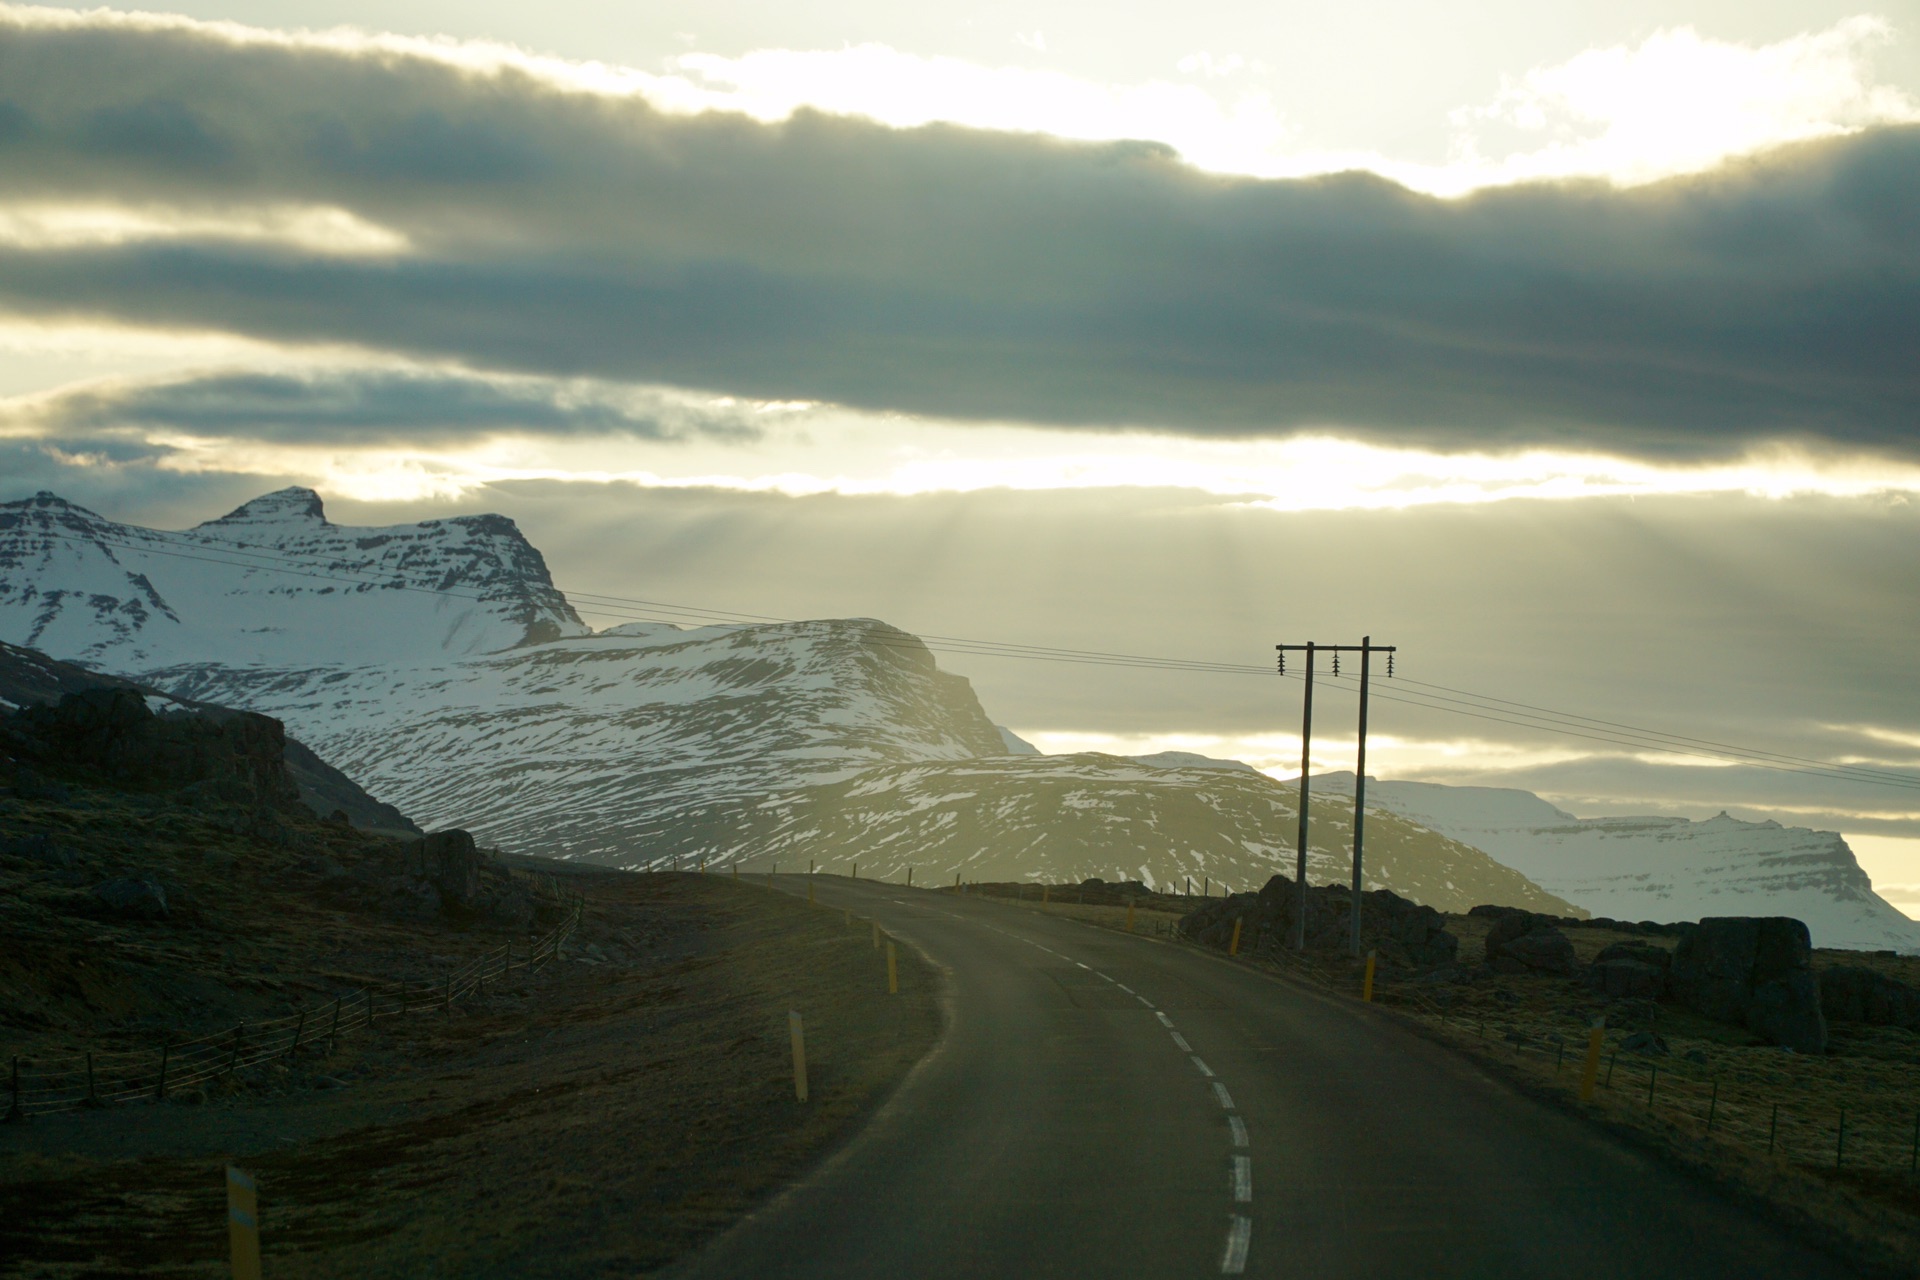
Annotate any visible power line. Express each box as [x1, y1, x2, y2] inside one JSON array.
[[12, 523, 1920, 793]]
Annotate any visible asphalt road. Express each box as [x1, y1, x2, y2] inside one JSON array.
[[667, 878, 1857, 1279]]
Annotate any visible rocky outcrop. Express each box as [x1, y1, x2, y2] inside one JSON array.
[[1478, 908, 1579, 976], [398, 829, 536, 929], [1180, 875, 1459, 969], [1670, 917, 1827, 1053], [0, 640, 419, 832], [5, 687, 297, 805], [1819, 966, 1920, 1031]]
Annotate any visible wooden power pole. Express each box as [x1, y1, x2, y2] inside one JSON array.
[[1276, 637, 1396, 953]]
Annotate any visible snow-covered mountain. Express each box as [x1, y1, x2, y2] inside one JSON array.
[[0, 488, 585, 669], [694, 754, 1582, 916], [1317, 773, 1920, 953], [153, 617, 1010, 862], [0, 487, 1582, 915]]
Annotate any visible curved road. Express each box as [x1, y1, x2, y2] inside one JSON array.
[[667, 878, 1855, 1279]]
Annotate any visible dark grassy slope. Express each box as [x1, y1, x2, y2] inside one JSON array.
[[0, 640, 416, 833]]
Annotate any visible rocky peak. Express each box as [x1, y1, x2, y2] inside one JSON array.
[[196, 486, 329, 531]]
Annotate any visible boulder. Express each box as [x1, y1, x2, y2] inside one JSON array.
[[1591, 959, 1667, 1000], [407, 829, 482, 908], [1182, 875, 1458, 968], [1670, 917, 1826, 1053], [1621, 1030, 1669, 1056], [1586, 941, 1672, 999], [91, 876, 169, 920], [1484, 911, 1578, 976], [1818, 966, 1920, 1031]]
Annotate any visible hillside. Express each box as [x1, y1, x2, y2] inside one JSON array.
[[689, 754, 1582, 916], [0, 488, 1577, 913], [1317, 772, 1920, 952]]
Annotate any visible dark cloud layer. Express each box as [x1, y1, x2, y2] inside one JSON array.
[[1, 11, 1918, 454], [7, 366, 763, 444]]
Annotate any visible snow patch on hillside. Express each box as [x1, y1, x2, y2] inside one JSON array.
[[1318, 772, 1920, 952]]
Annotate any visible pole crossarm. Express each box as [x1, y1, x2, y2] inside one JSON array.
[[1273, 637, 1398, 954]]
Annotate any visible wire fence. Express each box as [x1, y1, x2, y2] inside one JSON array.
[[1426, 1006, 1920, 1177], [1208, 928, 1920, 1180], [2, 872, 584, 1121]]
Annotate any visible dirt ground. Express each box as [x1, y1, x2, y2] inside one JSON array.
[[0, 872, 940, 1278]]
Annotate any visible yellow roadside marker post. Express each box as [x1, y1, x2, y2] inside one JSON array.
[[1579, 1017, 1607, 1101], [769, 863, 776, 887], [852, 862, 858, 880], [1127, 901, 1137, 933], [699, 857, 706, 874], [227, 1165, 261, 1280], [789, 1012, 809, 1103], [808, 874, 816, 905], [1363, 950, 1377, 1002], [907, 868, 913, 888], [887, 942, 899, 994], [732, 863, 738, 880], [1229, 918, 1242, 957], [1042, 886, 1050, 911], [954, 872, 960, 891]]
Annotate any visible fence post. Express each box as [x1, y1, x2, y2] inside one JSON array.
[[1129, 901, 1139, 934], [1362, 949, 1377, 1002], [852, 862, 858, 880], [1605, 1052, 1617, 1089], [907, 868, 913, 888], [227, 1165, 262, 1280], [1646, 1064, 1657, 1113], [226, 1024, 246, 1078], [154, 1041, 170, 1102], [1706, 1078, 1718, 1133], [4, 1055, 18, 1123], [329, 997, 343, 1049], [1837, 1109, 1847, 1170], [1574, 1028, 1605, 1105], [789, 1011, 809, 1103], [1769, 1103, 1779, 1155], [1042, 886, 1050, 911], [887, 942, 899, 995], [290, 1011, 307, 1059]]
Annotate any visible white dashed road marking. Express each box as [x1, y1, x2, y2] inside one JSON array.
[[1222, 1216, 1252, 1274], [1212, 1082, 1236, 1110], [1229, 1116, 1249, 1147], [1171, 1033, 1192, 1052], [1231, 1156, 1252, 1203], [1155, 1012, 1173, 1027], [1191, 1057, 1215, 1078]]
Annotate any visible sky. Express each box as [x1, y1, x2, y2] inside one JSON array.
[[3, 1, 1920, 901]]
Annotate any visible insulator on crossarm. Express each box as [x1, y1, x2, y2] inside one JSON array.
[[1277, 654, 1286, 675], [1387, 653, 1394, 678], [1332, 654, 1340, 677]]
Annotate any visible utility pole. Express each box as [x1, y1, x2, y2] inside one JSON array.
[[1276, 637, 1396, 953]]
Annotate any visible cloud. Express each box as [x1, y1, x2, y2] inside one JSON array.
[[2, 366, 769, 445], [0, 7, 1917, 457], [1450, 17, 1920, 187]]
